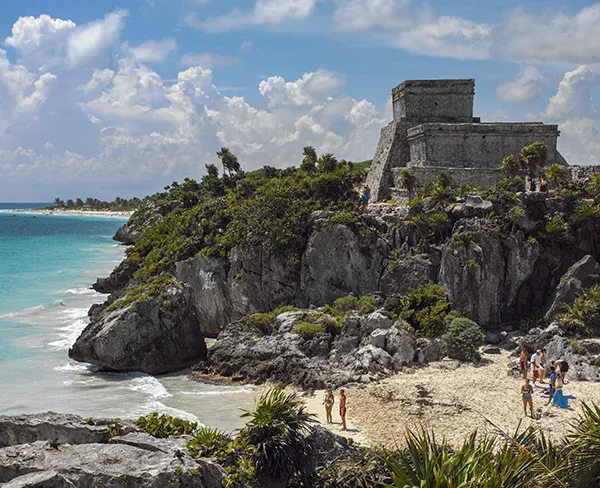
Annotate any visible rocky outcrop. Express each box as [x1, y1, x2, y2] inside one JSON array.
[[0, 414, 225, 488], [93, 260, 138, 294], [300, 223, 388, 305], [203, 309, 438, 389], [380, 254, 436, 297], [544, 255, 600, 323], [69, 280, 206, 374], [175, 247, 300, 337]]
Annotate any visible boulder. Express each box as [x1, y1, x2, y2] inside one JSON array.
[[465, 195, 493, 212], [385, 328, 415, 366], [369, 328, 388, 349], [519, 324, 562, 354], [300, 224, 387, 305], [364, 311, 394, 334], [483, 347, 501, 355], [544, 335, 600, 381], [415, 338, 444, 364], [305, 426, 349, 465], [348, 345, 393, 374], [69, 280, 207, 374], [544, 255, 600, 323], [380, 255, 436, 297]]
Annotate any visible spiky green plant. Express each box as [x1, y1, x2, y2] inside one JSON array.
[[239, 388, 317, 486]]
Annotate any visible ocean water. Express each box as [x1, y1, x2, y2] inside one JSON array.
[[0, 204, 259, 429]]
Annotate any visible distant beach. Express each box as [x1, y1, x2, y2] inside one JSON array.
[[2, 208, 134, 219]]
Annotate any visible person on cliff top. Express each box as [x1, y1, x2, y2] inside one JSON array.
[[521, 378, 534, 418], [339, 389, 347, 431], [360, 185, 370, 211], [539, 177, 548, 193], [323, 389, 334, 424], [530, 350, 542, 385], [519, 348, 529, 380]]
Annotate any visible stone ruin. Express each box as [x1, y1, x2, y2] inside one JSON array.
[[366, 79, 568, 201]]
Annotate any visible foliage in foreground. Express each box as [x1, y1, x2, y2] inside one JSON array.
[[133, 400, 600, 488]]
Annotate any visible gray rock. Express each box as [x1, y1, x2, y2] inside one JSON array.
[[0, 413, 118, 449], [386, 328, 415, 365], [465, 195, 493, 212], [544, 255, 600, 323], [369, 328, 388, 349], [348, 345, 392, 374], [300, 224, 387, 305], [415, 338, 444, 363], [69, 280, 207, 374], [578, 339, 600, 356], [93, 260, 137, 294], [483, 347, 501, 355], [275, 311, 305, 334], [365, 311, 394, 333], [519, 325, 562, 354], [544, 335, 600, 381], [380, 255, 436, 297], [484, 331, 500, 344]]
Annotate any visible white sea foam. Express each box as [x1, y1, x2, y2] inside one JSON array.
[[0, 304, 45, 320], [65, 287, 95, 295], [131, 401, 201, 423], [179, 387, 254, 396], [55, 362, 90, 373], [48, 318, 88, 349], [128, 375, 173, 400]]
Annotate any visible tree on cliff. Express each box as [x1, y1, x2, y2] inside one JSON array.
[[217, 147, 240, 176], [204, 163, 219, 179], [500, 155, 521, 177], [519, 141, 547, 176], [400, 168, 417, 198], [301, 146, 318, 171], [317, 153, 338, 172]]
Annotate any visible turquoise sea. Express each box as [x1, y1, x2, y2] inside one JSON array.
[[0, 204, 258, 428]]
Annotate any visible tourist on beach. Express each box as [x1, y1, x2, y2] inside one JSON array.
[[521, 378, 534, 417], [339, 389, 347, 431], [360, 185, 370, 211], [552, 372, 569, 408], [323, 389, 334, 424], [545, 366, 556, 406], [530, 350, 542, 385], [519, 348, 529, 379], [539, 349, 546, 383]]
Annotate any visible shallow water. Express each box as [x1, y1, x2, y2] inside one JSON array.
[[0, 207, 259, 430]]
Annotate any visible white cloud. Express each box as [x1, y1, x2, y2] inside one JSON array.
[[395, 16, 491, 60], [259, 69, 345, 107], [538, 66, 600, 165], [44, 142, 54, 150], [77, 69, 115, 92], [179, 52, 238, 69], [240, 40, 254, 52], [67, 10, 127, 67], [201, 0, 318, 33], [125, 38, 177, 64], [332, 0, 434, 31], [492, 4, 600, 63], [496, 66, 549, 102]]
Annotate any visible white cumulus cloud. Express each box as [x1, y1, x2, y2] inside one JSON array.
[[179, 52, 238, 69], [125, 38, 177, 64], [496, 66, 549, 102]]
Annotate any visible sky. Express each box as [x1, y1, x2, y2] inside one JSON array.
[[0, 0, 599, 201]]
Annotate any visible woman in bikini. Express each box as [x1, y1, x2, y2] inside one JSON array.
[[339, 389, 347, 431], [521, 378, 534, 417], [519, 348, 528, 379], [323, 389, 334, 424]]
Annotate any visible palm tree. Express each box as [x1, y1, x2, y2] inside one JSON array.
[[301, 146, 318, 171], [205, 163, 219, 179], [546, 163, 567, 188], [317, 153, 338, 172], [519, 141, 548, 176], [500, 154, 521, 177], [239, 388, 317, 487]]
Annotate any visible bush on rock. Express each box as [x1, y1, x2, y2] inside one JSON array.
[[442, 317, 484, 361]]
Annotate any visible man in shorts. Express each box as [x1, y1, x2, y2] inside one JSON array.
[[530, 350, 542, 385]]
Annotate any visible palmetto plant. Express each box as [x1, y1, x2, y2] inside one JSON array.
[[239, 388, 317, 487], [556, 285, 600, 335]]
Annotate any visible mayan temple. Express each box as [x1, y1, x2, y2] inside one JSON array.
[[366, 79, 567, 201]]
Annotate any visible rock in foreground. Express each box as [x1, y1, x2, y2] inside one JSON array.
[[0, 413, 225, 488], [69, 280, 206, 374]]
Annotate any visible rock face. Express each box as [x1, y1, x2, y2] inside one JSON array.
[[300, 224, 388, 306], [93, 260, 138, 294], [0, 413, 225, 488], [69, 280, 207, 374], [544, 255, 600, 323], [204, 309, 437, 389]]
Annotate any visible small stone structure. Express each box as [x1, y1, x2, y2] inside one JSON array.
[[366, 79, 565, 201]]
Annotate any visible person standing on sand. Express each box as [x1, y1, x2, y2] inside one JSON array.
[[339, 389, 347, 431], [538, 350, 546, 383], [552, 372, 569, 409], [323, 389, 334, 424], [545, 366, 556, 406], [530, 350, 542, 385], [521, 378, 534, 417], [519, 348, 529, 379]]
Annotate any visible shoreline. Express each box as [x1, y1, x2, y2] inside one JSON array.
[[1, 208, 133, 219]]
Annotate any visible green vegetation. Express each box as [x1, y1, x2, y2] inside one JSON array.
[[442, 317, 484, 361], [134, 389, 600, 487], [292, 321, 326, 340], [240, 306, 299, 335], [105, 418, 123, 438], [107, 275, 175, 311], [544, 214, 570, 241], [384, 284, 456, 338], [120, 148, 368, 299], [49, 196, 141, 211], [556, 285, 600, 336], [399, 168, 416, 197], [135, 412, 198, 438]]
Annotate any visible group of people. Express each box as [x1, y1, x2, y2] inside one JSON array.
[[323, 389, 347, 430], [519, 348, 570, 417], [528, 175, 549, 193]]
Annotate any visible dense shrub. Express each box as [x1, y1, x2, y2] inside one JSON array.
[[442, 317, 484, 361], [556, 285, 600, 336], [292, 321, 324, 340], [384, 284, 454, 338], [135, 412, 198, 438], [240, 306, 299, 335]]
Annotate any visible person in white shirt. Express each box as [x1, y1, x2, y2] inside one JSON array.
[[530, 350, 542, 385]]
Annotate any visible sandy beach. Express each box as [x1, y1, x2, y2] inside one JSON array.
[[304, 351, 600, 448], [2, 209, 133, 219]]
